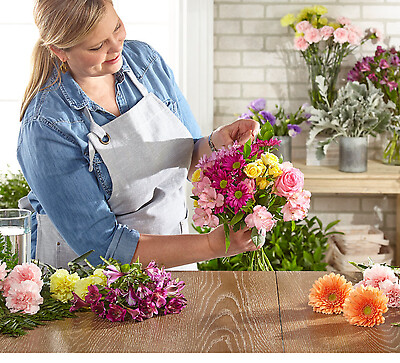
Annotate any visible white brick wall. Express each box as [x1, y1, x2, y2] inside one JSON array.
[[214, 0, 400, 252]]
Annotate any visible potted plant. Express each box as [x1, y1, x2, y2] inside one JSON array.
[[240, 98, 310, 161], [307, 77, 392, 172], [348, 46, 400, 165], [196, 216, 340, 272]]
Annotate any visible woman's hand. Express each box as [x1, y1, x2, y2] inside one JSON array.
[[211, 118, 260, 149], [207, 224, 264, 258]]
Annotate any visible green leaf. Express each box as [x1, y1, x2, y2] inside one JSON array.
[[223, 223, 230, 252], [230, 212, 244, 226], [242, 138, 252, 158]]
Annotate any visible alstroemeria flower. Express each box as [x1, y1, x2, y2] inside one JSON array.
[[106, 303, 127, 322], [103, 265, 126, 285]]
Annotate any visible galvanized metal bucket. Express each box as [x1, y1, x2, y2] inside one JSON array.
[[339, 136, 368, 173]]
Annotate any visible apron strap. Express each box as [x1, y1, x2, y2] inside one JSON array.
[[126, 70, 149, 96], [84, 108, 108, 172]]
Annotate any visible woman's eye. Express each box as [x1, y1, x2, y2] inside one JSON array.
[[90, 43, 103, 51]]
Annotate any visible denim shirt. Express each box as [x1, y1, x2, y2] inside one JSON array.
[[17, 40, 202, 266]]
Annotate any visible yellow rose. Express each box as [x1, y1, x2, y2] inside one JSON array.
[[244, 161, 265, 179], [192, 169, 202, 182], [261, 152, 279, 166], [313, 5, 327, 16], [280, 13, 296, 27], [256, 177, 269, 190], [267, 164, 283, 178], [50, 269, 80, 303]]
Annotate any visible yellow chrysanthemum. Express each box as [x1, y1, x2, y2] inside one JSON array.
[[280, 13, 296, 27], [261, 152, 279, 166], [93, 268, 107, 286], [192, 169, 202, 182], [313, 5, 327, 16], [50, 269, 80, 303], [73, 275, 104, 300]]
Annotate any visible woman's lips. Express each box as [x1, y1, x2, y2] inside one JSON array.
[[104, 53, 121, 64]]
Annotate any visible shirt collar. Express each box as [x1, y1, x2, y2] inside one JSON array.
[[57, 54, 131, 111]]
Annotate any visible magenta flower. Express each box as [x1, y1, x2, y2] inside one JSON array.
[[226, 181, 253, 213], [391, 55, 400, 66], [105, 288, 118, 303], [106, 303, 126, 322], [103, 265, 126, 285], [164, 297, 187, 315], [126, 307, 144, 321], [70, 292, 90, 312], [387, 81, 398, 91], [165, 279, 186, 295], [91, 301, 106, 318], [219, 152, 246, 175], [379, 58, 390, 69], [84, 284, 102, 305], [151, 287, 168, 308]]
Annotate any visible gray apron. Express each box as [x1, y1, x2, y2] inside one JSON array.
[[30, 70, 195, 269]]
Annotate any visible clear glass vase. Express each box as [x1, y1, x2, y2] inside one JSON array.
[[382, 131, 400, 166]]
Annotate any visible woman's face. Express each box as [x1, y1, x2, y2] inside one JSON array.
[[63, 1, 126, 82]]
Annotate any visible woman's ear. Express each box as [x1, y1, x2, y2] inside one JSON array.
[[49, 45, 67, 62]]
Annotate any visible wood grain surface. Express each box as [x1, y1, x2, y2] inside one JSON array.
[[0, 271, 282, 353], [276, 271, 400, 353]]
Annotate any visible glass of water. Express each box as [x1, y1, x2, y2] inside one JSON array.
[[0, 209, 31, 264]]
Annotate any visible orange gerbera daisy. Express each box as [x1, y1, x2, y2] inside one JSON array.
[[308, 273, 353, 314], [343, 285, 388, 327]]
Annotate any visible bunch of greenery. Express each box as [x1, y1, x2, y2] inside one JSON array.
[[307, 77, 393, 159], [197, 216, 340, 271], [0, 170, 30, 209]]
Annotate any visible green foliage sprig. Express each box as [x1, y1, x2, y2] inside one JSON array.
[[0, 170, 30, 209]]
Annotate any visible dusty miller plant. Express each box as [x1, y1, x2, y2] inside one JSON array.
[[307, 76, 393, 159]]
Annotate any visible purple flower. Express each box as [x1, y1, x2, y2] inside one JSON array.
[[367, 73, 378, 83], [106, 303, 126, 322], [388, 81, 398, 91], [248, 98, 266, 112], [165, 279, 186, 296], [287, 124, 302, 137], [91, 301, 106, 318], [379, 58, 390, 69], [151, 287, 168, 308], [85, 284, 102, 305], [105, 288, 118, 303], [126, 286, 138, 306], [126, 307, 144, 322], [360, 61, 371, 72], [164, 297, 187, 315], [239, 112, 253, 120], [391, 55, 400, 66], [103, 265, 126, 285], [375, 46, 386, 56], [69, 292, 90, 312], [138, 300, 158, 319], [259, 110, 276, 126]]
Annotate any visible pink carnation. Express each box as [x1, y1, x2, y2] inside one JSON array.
[[345, 25, 363, 45], [333, 28, 349, 44], [295, 20, 312, 33], [320, 26, 334, 40], [245, 205, 276, 235], [274, 166, 304, 198], [379, 280, 400, 308], [304, 27, 322, 44], [294, 36, 309, 51], [337, 16, 351, 26], [2, 263, 43, 297], [0, 262, 8, 291], [5, 280, 43, 314], [282, 190, 311, 222], [362, 264, 398, 289]]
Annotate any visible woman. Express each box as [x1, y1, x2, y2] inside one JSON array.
[[17, 0, 260, 269]]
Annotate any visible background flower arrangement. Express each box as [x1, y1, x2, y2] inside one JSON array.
[[191, 123, 311, 271], [281, 5, 381, 110], [348, 45, 400, 164], [0, 238, 187, 337], [309, 262, 400, 328]]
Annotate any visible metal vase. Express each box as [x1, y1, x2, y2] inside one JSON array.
[[339, 136, 368, 173], [273, 136, 292, 162]]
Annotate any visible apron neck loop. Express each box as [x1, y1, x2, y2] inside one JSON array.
[[126, 70, 149, 97]]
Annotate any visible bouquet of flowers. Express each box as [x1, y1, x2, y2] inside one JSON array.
[[191, 129, 311, 271], [309, 262, 400, 327], [241, 98, 310, 137], [281, 5, 381, 110], [348, 45, 400, 164], [0, 234, 186, 337]]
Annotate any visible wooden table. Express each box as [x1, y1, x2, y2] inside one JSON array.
[[294, 160, 400, 265], [0, 271, 399, 353]]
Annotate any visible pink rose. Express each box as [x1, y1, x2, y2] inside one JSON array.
[[294, 36, 309, 51], [245, 205, 276, 235], [379, 280, 400, 308], [333, 28, 349, 44], [320, 26, 334, 40], [295, 20, 312, 33], [304, 27, 322, 44], [5, 280, 43, 314], [274, 166, 304, 198], [2, 263, 43, 297]]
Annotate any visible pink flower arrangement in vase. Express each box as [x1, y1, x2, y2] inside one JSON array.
[[281, 5, 382, 109], [191, 130, 311, 271]]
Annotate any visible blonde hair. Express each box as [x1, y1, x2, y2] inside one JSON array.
[[20, 0, 112, 120]]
